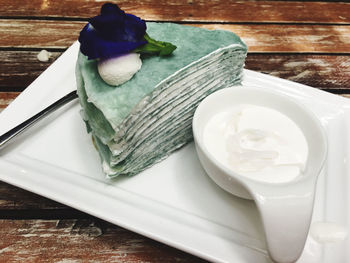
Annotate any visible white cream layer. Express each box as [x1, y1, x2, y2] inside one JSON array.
[[203, 104, 308, 183]]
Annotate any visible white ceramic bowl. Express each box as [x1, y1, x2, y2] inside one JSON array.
[[192, 86, 327, 263]]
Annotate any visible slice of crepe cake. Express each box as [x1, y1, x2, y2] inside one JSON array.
[[76, 22, 247, 177]]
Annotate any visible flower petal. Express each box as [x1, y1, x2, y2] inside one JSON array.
[[89, 14, 125, 41], [79, 24, 146, 60], [124, 14, 146, 42], [79, 3, 147, 59], [100, 3, 124, 16]]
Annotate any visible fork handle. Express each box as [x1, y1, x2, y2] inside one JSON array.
[[0, 90, 78, 151]]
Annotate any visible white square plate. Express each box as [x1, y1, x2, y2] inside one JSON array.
[[0, 42, 349, 263]]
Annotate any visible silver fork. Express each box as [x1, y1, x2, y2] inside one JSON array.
[[0, 90, 78, 150]]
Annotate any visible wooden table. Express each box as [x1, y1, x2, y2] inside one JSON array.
[[1, 1, 349, 262]]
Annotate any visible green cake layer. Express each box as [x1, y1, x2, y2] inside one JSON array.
[[76, 22, 247, 177]]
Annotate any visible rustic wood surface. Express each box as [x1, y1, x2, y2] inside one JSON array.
[[1, 52, 349, 91], [0, 219, 206, 262], [2, 20, 350, 52], [1, 0, 349, 24], [1, 0, 349, 262]]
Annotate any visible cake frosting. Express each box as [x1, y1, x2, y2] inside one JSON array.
[[76, 4, 247, 177]]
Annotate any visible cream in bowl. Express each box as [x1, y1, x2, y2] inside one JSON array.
[[192, 86, 327, 263], [202, 104, 308, 184]]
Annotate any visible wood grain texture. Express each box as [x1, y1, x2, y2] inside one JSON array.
[[0, 92, 19, 111], [0, 20, 83, 49], [0, 181, 67, 211], [198, 24, 350, 53], [1, 20, 350, 53], [245, 54, 350, 91], [0, 51, 60, 89], [0, 51, 349, 91], [0, 0, 349, 24], [0, 219, 207, 262]]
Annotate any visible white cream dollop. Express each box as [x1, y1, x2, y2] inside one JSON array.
[[37, 49, 52, 62], [97, 53, 142, 86], [203, 104, 308, 183]]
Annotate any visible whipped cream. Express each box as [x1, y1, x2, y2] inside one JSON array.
[[98, 53, 142, 86], [203, 104, 308, 183]]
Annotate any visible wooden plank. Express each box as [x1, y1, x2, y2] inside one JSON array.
[[198, 24, 350, 53], [0, 51, 60, 89], [1, 20, 350, 53], [0, 51, 349, 91], [0, 20, 83, 49], [0, 92, 19, 111], [0, 0, 349, 24], [245, 54, 350, 91], [0, 181, 66, 210], [0, 181, 90, 219], [0, 219, 206, 262]]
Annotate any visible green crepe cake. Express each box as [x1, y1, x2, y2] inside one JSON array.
[[76, 3, 247, 177]]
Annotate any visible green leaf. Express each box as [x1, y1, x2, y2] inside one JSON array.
[[134, 33, 177, 56]]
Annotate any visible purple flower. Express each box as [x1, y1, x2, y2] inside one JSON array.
[[78, 3, 147, 60]]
